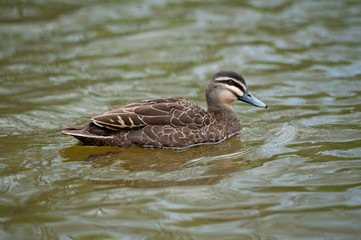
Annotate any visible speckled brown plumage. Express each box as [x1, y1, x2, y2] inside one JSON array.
[[61, 70, 267, 148]]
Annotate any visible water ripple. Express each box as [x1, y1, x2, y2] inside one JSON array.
[[1, 0, 361, 239]]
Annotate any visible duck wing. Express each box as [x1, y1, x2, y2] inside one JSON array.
[[91, 97, 210, 131]]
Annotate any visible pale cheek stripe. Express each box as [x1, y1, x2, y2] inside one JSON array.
[[227, 86, 244, 96], [215, 77, 238, 81]]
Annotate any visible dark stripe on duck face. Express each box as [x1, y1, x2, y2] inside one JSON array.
[[215, 78, 247, 93]]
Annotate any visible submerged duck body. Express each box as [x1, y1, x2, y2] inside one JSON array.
[[61, 71, 267, 148]]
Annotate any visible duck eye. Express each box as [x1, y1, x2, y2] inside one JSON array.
[[227, 80, 235, 86]]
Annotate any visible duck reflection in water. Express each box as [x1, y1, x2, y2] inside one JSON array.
[[60, 137, 249, 189]]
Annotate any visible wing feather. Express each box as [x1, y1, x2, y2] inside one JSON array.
[[90, 97, 209, 131]]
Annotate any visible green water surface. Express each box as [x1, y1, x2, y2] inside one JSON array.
[[1, 0, 361, 239]]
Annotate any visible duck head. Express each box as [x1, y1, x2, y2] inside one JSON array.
[[206, 70, 267, 110]]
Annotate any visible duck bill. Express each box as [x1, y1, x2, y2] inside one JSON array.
[[238, 91, 268, 108]]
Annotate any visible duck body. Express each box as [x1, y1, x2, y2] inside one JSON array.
[[61, 71, 267, 148]]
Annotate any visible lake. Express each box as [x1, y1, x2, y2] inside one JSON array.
[[0, 0, 361, 239]]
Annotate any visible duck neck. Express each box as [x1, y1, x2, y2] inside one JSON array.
[[207, 104, 238, 121]]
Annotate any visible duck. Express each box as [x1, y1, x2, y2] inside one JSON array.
[[61, 70, 267, 149]]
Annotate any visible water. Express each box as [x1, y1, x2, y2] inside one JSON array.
[[1, 0, 361, 239]]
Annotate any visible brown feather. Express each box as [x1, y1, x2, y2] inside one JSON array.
[[92, 113, 146, 130], [90, 97, 209, 131], [133, 105, 171, 116]]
